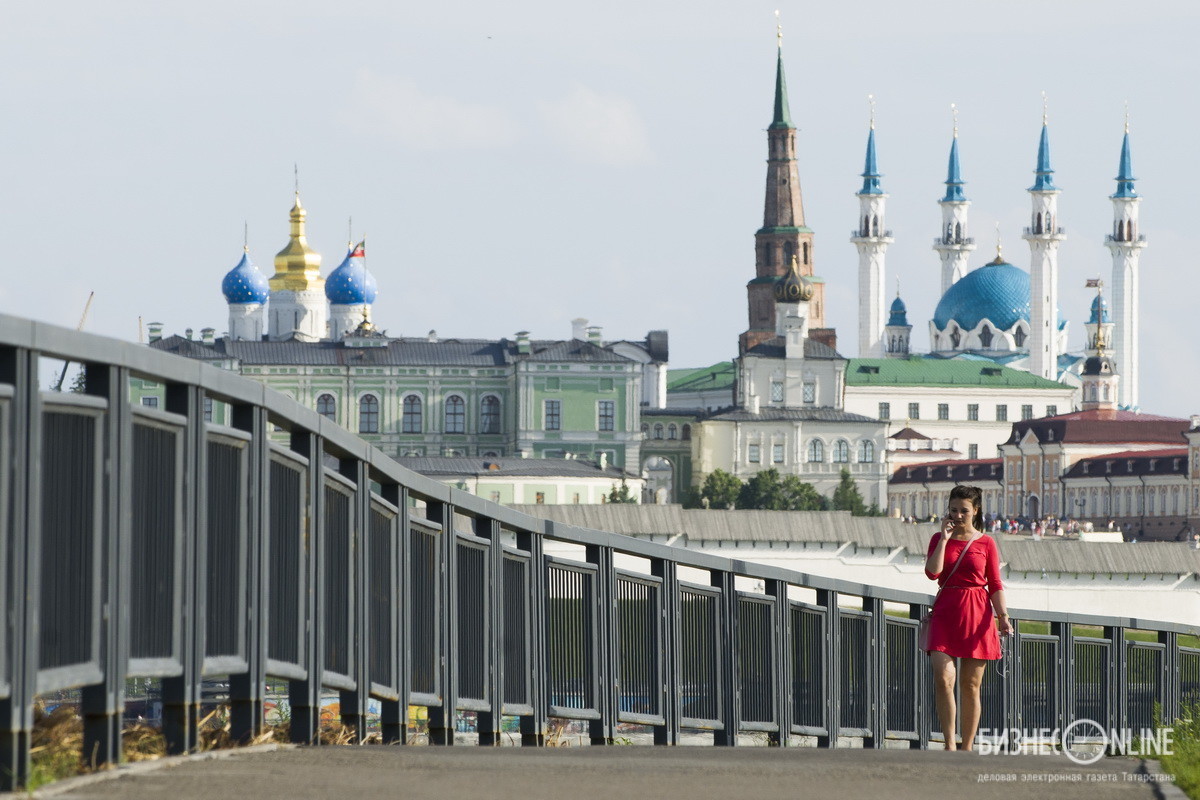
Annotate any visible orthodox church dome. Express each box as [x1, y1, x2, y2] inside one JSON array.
[[773, 257, 813, 303], [888, 294, 908, 326], [221, 251, 269, 305], [325, 248, 378, 305], [932, 256, 1031, 332]]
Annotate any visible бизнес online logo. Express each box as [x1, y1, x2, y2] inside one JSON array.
[[975, 718, 1174, 765]]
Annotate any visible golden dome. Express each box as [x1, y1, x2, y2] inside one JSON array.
[[269, 192, 324, 292], [774, 255, 813, 303]]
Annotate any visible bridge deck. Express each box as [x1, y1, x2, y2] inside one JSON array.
[[54, 746, 1167, 799]]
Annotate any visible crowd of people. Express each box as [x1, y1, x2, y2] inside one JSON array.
[[900, 512, 1200, 547]]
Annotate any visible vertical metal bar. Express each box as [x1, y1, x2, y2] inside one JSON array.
[[1105, 624, 1127, 731], [380, 483, 407, 744], [586, 543, 616, 745], [229, 404, 268, 741], [476, 516, 503, 746], [865, 596, 885, 748], [288, 431, 323, 744], [338, 458, 369, 742], [1053, 620, 1071, 735], [652, 557, 679, 745], [0, 347, 37, 790], [517, 527, 547, 746], [711, 570, 738, 746], [1159, 630, 1179, 726], [427, 500, 457, 745], [81, 363, 130, 768], [766, 579, 791, 747], [909, 601, 929, 749], [162, 383, 204, 754], [816, 588, 839, 748]]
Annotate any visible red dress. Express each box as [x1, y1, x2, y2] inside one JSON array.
[[924, 533, 1003, 660]]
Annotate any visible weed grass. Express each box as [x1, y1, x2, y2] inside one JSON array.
[[1159, 700, 1199, 799]]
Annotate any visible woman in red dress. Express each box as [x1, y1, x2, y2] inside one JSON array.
[[924, 485, 1014, 751]]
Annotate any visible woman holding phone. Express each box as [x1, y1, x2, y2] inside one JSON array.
[[924, 484, 1014, 751]]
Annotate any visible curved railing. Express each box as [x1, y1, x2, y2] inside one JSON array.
[[0, 314, 1196, 787]]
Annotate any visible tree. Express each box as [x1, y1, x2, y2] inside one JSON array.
[[606, 479, 638, 504], [831, 468, 871, 516], [778, 474, 828, 511], [699, 469, 742, 510], [739, 469, 827, 511]]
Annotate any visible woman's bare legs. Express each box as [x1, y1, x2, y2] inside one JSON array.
[[958, 657, 988, 752], [930, 651, 958, 749]]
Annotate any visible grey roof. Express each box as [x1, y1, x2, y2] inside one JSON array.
[[151, 335, 635, 367], [743, 337, 843, 360], [707, 407, 878, 423], [510, 505, 1200, 576], [398, 456, 632, 479]]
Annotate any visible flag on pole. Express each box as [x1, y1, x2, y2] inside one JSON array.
[[1085, 278, 1102, 288], [350, 239, 365, 259]]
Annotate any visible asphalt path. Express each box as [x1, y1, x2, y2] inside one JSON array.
[[45, 745, 1181, 800]]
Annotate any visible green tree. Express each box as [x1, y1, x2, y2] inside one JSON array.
[[738, 469, 827, 511], [606, 479, 638, 504], [778, 474, 828, 511], [699, 469, 742, 510], [831, 468, 871, 516]]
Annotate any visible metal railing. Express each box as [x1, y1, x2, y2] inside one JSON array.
[[0, 314, 1196, 787]]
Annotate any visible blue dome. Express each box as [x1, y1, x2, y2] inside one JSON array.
[[933, 258, 1030, 332], [888, 295, 908, 326], [1088, 294, 1110, 324], [221, 251, 269, 305], [325, 250, 377, 305]]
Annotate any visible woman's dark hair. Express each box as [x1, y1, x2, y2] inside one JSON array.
[[949, 484, 985, 530]]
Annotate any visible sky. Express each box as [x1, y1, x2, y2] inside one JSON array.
[[2, 1, 1198, 417]]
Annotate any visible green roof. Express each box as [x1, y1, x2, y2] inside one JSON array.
[[667, 361, 736, 393], [845, 357, 1069, 389], [756, 226, 813, 235], [770, 48, 792, 130]]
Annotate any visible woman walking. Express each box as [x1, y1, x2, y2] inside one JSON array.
[[924, 485, 1014, 751]]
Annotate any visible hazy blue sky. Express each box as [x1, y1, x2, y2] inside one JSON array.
[[3, 1, 1197, 416]]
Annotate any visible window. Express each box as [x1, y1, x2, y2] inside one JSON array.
[[681, 424, 691, 441], [908, 402, 920, 420], [803, 382, 816, 403], [967, 404, 979, 421], [317, 393, 336, 422], [445, 395, 465, 433], [772, 443, 784, 464], [878, 402, 890, 421], [402, 396, 422, 433], [832, 440, 849, 463], [481, 396, 501, 434], [142, 396, 159, 408], [996, 404, 1008, 422], [770, 380, 784, 403], [979, 324, 993, 348], [203, 396, 214, 422], [545, 399, 561, 431], [858, 440, 874, 463], [807, 439, 824, 463], [748, 444, 761, 463], [598, 400, 615, 431], [359, 394, 380, 434], [653, 423, 664, 440], [1014, 328, 1026, 348], [1021, 404, 1033, 421], [667, 423, 677, 440], [1046, 405, 1057, 417], [937, 403, 949, 420], [968, 444, 979, 459]]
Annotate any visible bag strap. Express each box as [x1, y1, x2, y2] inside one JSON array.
[[930, 534, 980, 610]]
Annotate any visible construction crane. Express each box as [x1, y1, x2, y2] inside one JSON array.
[[54, 291, 95, 391]]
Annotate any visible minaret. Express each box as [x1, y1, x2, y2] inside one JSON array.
[[268, 192, 327, 341], [1105, 121, 1146, 408], [1082, 280, 1114, 357], [1022, 101, 1066, 380], [851, 102, 891, 358], [222, 246, 269, 341], [741, 23, 819, 353], [933, 106, 975, 295]]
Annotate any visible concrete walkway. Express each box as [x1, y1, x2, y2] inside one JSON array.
[[50, 746, 1177, 800]]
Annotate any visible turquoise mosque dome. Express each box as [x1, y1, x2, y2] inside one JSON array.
[[1088, 293, 1110, 324], [221, 251, 269, 305], [887, 294, 908, 326], [932, 256, 1065, 333]]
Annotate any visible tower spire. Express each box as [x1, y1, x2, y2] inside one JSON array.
[[1106, 121, 1146, 408], [1031, 93, 1057, 191], [1023, 98, 1066, 381], [934, 103, 974, 293], [770, 11, 792, 130], [859, 99, 882, 195], [852, 108, 891, 358]]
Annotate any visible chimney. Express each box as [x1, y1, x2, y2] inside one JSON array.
[[427, 329, 438, 343], [571, 318, 588, 341], [516, 331, 531, 355], [586, 325, 602, 345], [147, 322, 163, 344], [185, 328, 193, 340], [598, 452, 608, 470], [200, 327, 215, 344]]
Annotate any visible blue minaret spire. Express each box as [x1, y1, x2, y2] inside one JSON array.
[[942, 136, 966, 202], [1031, 101, 1058, 191], [859, 125, 883, 195], [1113, 126, 1137, 199]]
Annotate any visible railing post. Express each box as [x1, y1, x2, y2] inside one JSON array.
[[229, 404, 268, 742], [288, 431, 324, 744], [476, 516, 504, 746], [338, 458, 370, 742], [909, 601, 930, 749], [652, 558, 679, 746], [864, 596, 885, 748], [0, 347, 38, 790], [1053, 620, 1072, 735], [427, 500, 458, 745], [81, 363, 131, 769], [587, 543, 616, 745], [766, 579, 792, 747], [380, 484, 407, 745], [712, 570, 738, 746], [162, 383, 205, 754], [1159, 630, 1179, 727], [1105, 624, 1127, 731], [816, 588, 840, 748], [517, 528, 547, 747]]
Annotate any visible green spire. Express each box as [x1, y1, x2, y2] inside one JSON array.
[[770, 46, 793, 130]]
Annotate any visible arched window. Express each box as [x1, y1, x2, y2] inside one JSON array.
[[681, 424, 691, 441], [317, 393, 336, 421], [1102, 383, 1110, 400], [359, 394, 379, 434], [480, 395, 501, 434], [783, 241, 795, 266], [667, 424, 678, 440], [871, 215, 880, 236], [978, 325, 993, 349], [802, 241, 809, 264], [950, 329, 961, 349], [954, 222, 962, 241], [1014, 328, 1027, 348], [1035, 212, 1043, 233], [654, 424, 664, 440], [858, 440, 875, 463], [445, 395, 465, 434], [641, 422, 650, 435], [402, 395, 422, 434], [807, 439, 824, 463], [832, 439, 849, 463]]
